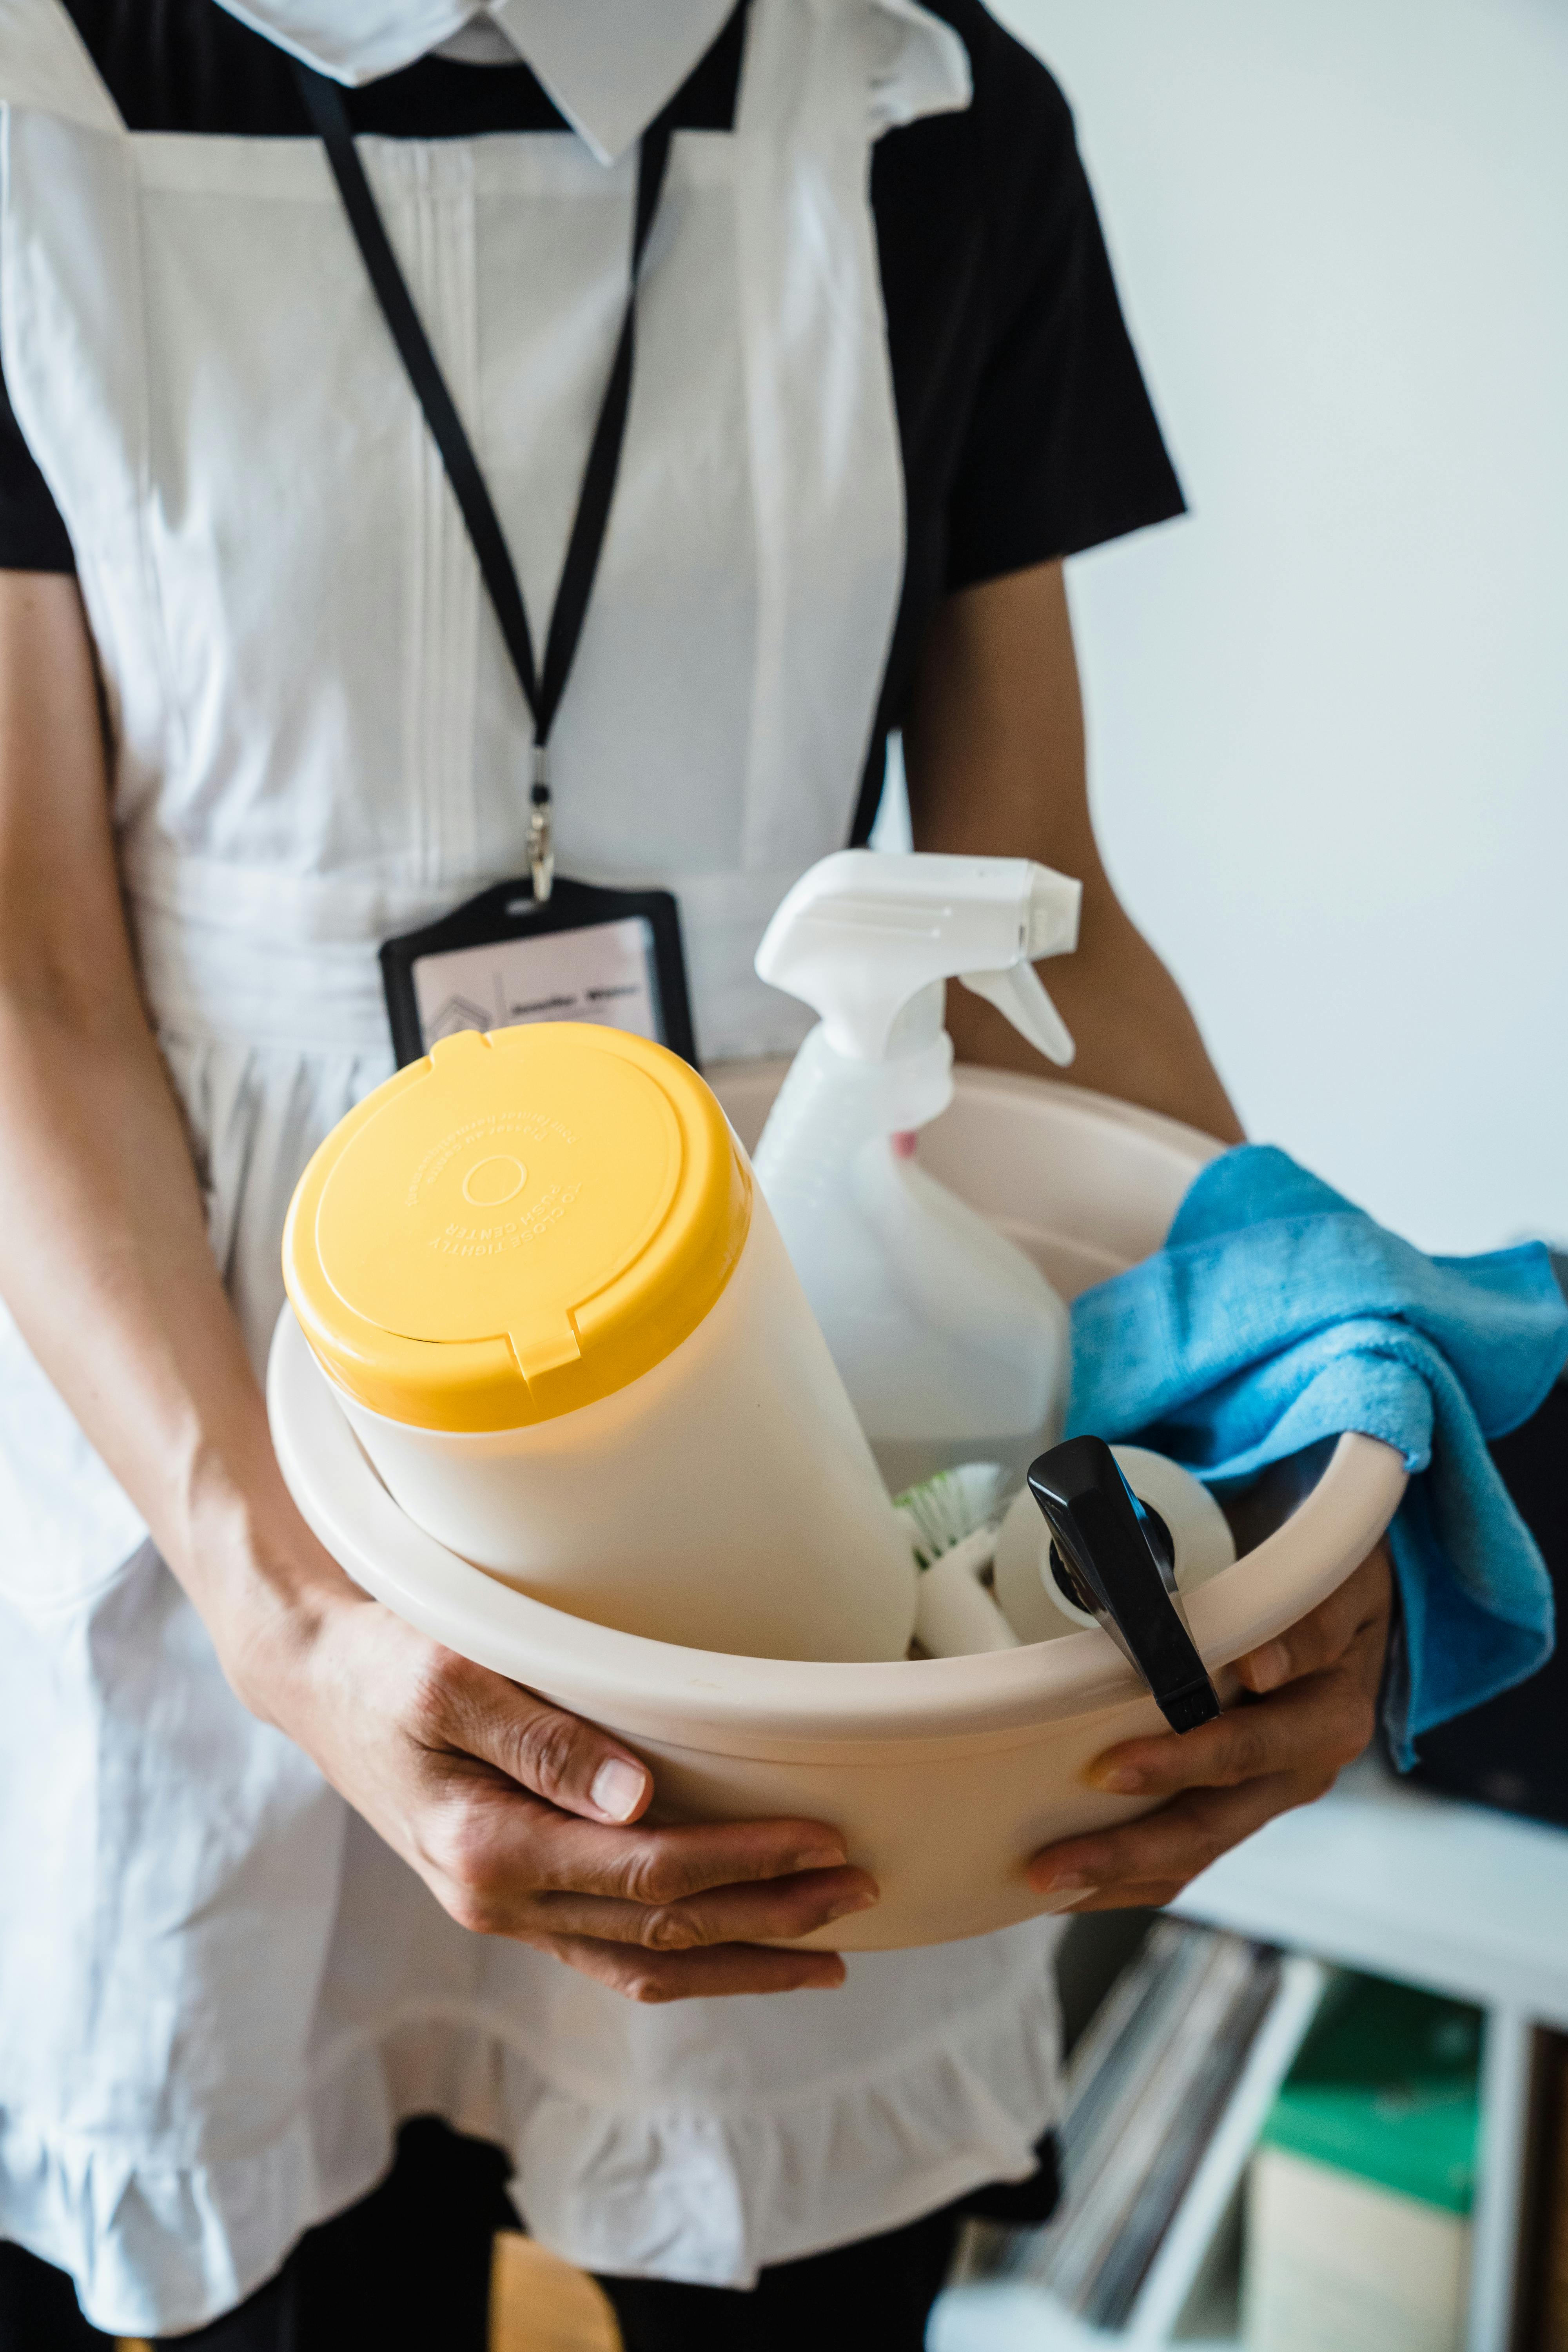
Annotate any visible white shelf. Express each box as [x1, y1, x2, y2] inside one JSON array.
[[1173, 1759, 1565, 2352], [1125, 1955, 1326, 2341], [1171, 1755, 1568, 2029], [930, 1955, 1328, 2352], [930, 2282, 1240, 2352], [935, 1770, 1564, 2351]]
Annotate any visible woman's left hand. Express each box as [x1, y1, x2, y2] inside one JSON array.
[[1028, 1542, 1394, 1913]]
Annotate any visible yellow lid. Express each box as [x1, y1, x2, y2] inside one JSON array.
[[282, 1024, 751, 1432]]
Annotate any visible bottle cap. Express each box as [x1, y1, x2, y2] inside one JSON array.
[[282, 1024, 750, 1432]]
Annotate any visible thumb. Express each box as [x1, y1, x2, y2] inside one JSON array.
[[430, 1653, 653, 1824]]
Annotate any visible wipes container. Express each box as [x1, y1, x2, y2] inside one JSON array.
[[280, 1023, 917, 1662]]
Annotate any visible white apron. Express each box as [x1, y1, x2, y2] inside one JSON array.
[[0, 0, 1063, 2332]]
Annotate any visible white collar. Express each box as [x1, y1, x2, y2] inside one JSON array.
[[214, 0, 969, 163], [214, 0, 737, 163], [492, 0, 738, 161]]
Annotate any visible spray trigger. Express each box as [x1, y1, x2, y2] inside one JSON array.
[[960, 962, 1075, 1067], [1026, 1437, 1221, 1733]]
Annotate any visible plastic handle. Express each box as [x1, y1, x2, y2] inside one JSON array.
[[959, 962, 1076, 1067], [1025, 1436, 1221, 1732]]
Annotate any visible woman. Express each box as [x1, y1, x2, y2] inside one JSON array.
[[0, 0, 1392, 2343]]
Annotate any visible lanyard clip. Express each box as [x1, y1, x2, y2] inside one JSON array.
[[528, 744, 555, 904]]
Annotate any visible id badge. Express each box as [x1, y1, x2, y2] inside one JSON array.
[[380, 877, 698, 1070]]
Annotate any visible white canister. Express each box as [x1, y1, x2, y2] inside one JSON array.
[[281, 1023, 916, 1662]]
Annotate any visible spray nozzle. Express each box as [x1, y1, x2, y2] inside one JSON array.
[[755, 850, 1082, 1067], [1027, 1436, 1221, 1733]]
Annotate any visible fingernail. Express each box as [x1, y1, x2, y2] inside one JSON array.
[[1092, 1766, 1144, 1795], [825, 1887, 879, 1922], [808, 1960, 848, 1989], [792, 1846, 848, 1874], [1040, 1870, 1089, 1895], [1247, 1640, 1289, 1693], [590, 1759, 648, 1822]]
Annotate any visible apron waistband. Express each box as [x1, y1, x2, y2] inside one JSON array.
[[126, 855, 812, 1060], [132, 897, 395, 1057]]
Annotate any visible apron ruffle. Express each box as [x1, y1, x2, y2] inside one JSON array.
[[0, 1925, 1059, 2334]]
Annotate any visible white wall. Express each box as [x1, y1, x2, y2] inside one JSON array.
[[987, 0, 1568, 1254]]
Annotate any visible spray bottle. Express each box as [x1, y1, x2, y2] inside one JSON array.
[[753, 849, 1082, 1491]]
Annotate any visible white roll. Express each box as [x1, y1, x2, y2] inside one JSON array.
[[992, 1445, 1236, 1646], [913, 1530, 1022, 1658]]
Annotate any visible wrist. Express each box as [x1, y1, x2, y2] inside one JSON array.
[[171, 1435, 362, 1725]]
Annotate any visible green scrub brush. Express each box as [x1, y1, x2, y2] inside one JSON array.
[[896, 1463, 1020, 1655], [896, 1460, 1011, 1565]]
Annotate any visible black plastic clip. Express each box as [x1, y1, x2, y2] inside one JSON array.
[[1027, 1436, 1222, 1733]]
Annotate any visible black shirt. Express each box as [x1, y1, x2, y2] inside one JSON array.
[[0, 0, 1184, 827]]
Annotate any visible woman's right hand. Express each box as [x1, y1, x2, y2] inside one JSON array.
[[228, 1530, 877, 2002]]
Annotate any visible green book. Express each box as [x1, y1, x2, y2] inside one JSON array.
[[1259, 1973, 1481, 2216]]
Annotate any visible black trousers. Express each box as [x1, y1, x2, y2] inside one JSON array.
[[0, 2118, 1058, 2351]]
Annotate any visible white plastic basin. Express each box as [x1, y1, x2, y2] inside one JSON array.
[[268, 1064, 1406, 1951]]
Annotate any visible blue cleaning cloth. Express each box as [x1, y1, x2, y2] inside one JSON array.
[[1067, 1145, 1568, 1766]]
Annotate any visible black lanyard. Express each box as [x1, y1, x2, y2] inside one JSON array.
[[294, 64, 675, 902]]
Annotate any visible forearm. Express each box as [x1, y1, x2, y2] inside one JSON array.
[[0, 987, 339, 1658], [943, 878, 1244, 1144], [904, 561, 1243, 1145], [902, 568, 1388, 1907], [0, 573, 339, 1685]]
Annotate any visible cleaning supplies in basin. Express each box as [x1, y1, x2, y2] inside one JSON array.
[[901, 1444, 1235, 1678], [753, 849, 1082, 1490], [280, 1022, 917, 1662]]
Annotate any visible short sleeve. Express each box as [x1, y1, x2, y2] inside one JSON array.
[[942, 27, 1184, 590], [0, 354, 75, 572]]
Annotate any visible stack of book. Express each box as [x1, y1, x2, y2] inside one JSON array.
[[960, 1921, 1281, 2334]]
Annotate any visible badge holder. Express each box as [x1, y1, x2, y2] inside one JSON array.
[[381, 877, 697, 1070]]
